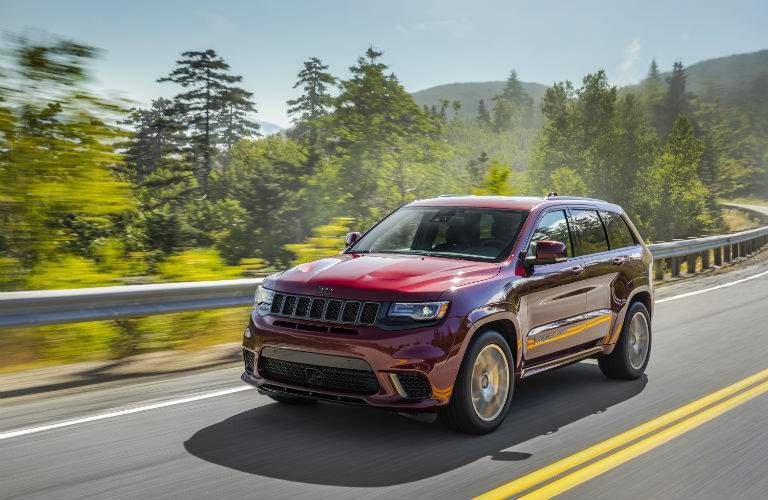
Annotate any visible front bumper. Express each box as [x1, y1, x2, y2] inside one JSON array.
[[241, 309, 464, 411]]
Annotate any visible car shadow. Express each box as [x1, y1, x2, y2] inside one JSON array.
[[184, 363, 647, 487]]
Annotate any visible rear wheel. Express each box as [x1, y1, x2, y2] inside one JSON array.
[[598, 301, 651, 379], [439, 330, 514, 434], [267, 394, 317, 405]]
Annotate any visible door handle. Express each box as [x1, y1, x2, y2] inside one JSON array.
[[613, 257, 627, 266], [570, 265, 585, 275]]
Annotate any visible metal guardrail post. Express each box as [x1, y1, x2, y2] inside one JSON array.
[[654, 260, 665, 281], [670, 256, 681, 277], [701, 250, 710, 269], [723, 244, 731, 263], [685, 254, 697, 274], [713, 246, 722, 266]]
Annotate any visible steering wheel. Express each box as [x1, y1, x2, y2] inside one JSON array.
[[480, 238, 505, 248]]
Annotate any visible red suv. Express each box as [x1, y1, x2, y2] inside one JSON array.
[[241, 195, 653, 434]]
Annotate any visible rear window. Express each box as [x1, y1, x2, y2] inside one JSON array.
[[600, 211, 637, 249], [571, 209, 609, 256]]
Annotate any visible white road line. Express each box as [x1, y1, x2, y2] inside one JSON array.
[[3, 269, 767, 441], [0, 385, 252, 440], [655, 269, 768, 304]]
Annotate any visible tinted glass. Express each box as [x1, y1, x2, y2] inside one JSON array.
[[572, 209, 609, 255], [348, 207, 527, 262], [600, 211, 637, 249], [527, 210, 573, 258]]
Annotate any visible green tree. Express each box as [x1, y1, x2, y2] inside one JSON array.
[[549, 167, 587, 196], [284, 217, 353, 265], [218, 135, 309, 265], [325, 47, 441, 224], [491, 69, 533, 132], [286, 57, 336, 168], [473, 160, 514, 196], [218, 87, 260, 150], [477, 98, 491, 127], [158, 50, 254, 188], [0, 37, 133, 286], [658, 61, 690, 137], [641, 116, 714, 240]]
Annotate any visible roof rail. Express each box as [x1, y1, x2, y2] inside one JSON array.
[[546, 195, 609, 203]]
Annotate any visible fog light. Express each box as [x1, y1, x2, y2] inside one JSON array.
[[244, 327, 251, 338]]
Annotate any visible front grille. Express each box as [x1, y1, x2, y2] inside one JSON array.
[[395, 372, 432, 399], [309, 298, 326, 319], [259, 356, 380, 395], [342, 301, 361, 322], [270, 293, 380, 326], [360, 302, 380, 324], [243, 348, 255, 375]]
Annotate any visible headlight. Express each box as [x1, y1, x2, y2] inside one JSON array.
[[254, 286, 275, 315], [388, 301, 449, 321]]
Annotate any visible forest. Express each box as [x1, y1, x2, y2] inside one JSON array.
[[1, 35, 766, 366]]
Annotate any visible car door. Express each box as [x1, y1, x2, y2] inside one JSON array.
[[568, 208, 617, 344], [522, 209, 589, 362]]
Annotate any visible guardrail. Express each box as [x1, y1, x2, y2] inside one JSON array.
[[648, 225, 768, 281], [0, 279, 264, 328], [2, 204, 767, 329]]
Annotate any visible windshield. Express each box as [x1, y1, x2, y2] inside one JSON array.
[[348, 206, 528, 262]]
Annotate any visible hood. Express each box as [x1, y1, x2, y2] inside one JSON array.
[[269, 253, 501, 301]]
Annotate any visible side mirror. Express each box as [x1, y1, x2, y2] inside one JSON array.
[[526, 240, 567, 266], [345, 231, 362, 247]]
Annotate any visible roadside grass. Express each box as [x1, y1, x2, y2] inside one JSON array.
[[0, 307, 250, 374]]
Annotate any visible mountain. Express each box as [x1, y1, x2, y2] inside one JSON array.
[[682, 49, 768, 98], [257, 120, 284, 136], [411, 81, 548, 118], [409, 49, 768, 120]]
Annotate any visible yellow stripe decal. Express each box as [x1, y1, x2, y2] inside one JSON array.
[[474, 366, 768, 500], [527, 315, 611, 349]]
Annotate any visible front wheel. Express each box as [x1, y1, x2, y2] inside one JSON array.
[[598, 301, 652, 379], [439, 330, 514, 434]]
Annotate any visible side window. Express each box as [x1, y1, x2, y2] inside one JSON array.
[[571, 209, 609, 256], [527, 210, 573, 258], [600, 211, 637, 250]]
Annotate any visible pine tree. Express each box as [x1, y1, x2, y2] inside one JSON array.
[[660, 61, 689, 137], [642, 116, 713, 240], [158, 50, 247, 188], [286, 57, 336, 167], [642, 59, 666, 134], [477, 99, 491, 127], [647, 59, 661, 82], [121, 98, 197, 208], [218, 87, 260, 150], [327, 47, 439, 222], [500, 70, 528, 106], [491, 69, 533, 132]]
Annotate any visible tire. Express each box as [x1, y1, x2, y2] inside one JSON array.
[[267, 394, 318, 405], [439, 329, 514, 434], [598, 301, 652, 379]]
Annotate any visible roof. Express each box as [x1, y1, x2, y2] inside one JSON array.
[[408, 196, 544, 210], [407, 195, 623, 213]]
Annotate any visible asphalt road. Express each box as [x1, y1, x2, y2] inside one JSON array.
[[3, 262, 768, 499]]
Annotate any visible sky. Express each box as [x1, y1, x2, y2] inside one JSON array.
[[2, 0, 767, 127]]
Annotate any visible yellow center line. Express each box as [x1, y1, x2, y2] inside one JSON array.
[[474, 367, 768, 500], [520, 378, 768, 499]]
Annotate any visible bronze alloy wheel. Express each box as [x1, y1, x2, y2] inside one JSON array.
[[470, 343, 511, 422], [627, 310, 650, 370], [598, 301, 652, 380]]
